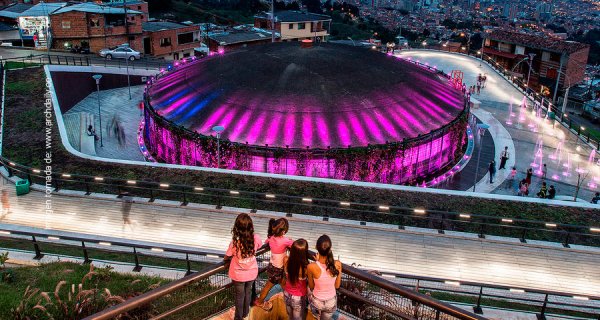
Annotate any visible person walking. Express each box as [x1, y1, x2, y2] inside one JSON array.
[[541, 163, 547, 180], [225, 213, 263, 320], [499, 146, 509, 169], [283, 239, 310, 320], [255, 218, 293, 310], [505, 166, 517, 190], [518, 179, 529, 196], [525, 168, 533, 185], [307, 235, 342, 320], [476, 83, 481, 95], [0, 189, 10, 218], [488, 160, 496, 183]]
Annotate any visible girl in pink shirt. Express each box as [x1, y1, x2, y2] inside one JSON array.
[[225, 213, 262, 320], [307, 235, 342, 320], [255, 218, 293, 310]]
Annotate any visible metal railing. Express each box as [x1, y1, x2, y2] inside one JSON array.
[[0, 53, 170, 71], [2, 157, 600, 249], [2, 227, 598, 319]]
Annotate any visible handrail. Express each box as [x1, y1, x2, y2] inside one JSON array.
[[0, 52, 170, 70], [341, 263, 487, 320], [2, 157, 600, 249]]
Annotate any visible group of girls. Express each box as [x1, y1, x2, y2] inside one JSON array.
[[225, 213, 342, 320]]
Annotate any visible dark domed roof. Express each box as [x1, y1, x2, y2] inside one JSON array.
[[148, 43, 465, 148]]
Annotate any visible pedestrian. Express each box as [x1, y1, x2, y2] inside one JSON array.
[[592, 192, 600, 204], [87, 125, 99, 141], [307, 235, 342, 320], [488, 160, 496, 183], [547, 185, 556, 199], [483, 74, 487, 87], [0, 189, 10, 217], [283, 239, 310, 320], [476, 83, 481, 95], [499, 146, 509, 169], [33, 33, 38, 47], [525, 168, 533, 185], [518, 179, 529, 196], [541, 163, 547, 179], [225, 213, 263, 320], [505, 166, 517, 190], [121, 192, 133, 232], [536, 182, 548, 198], [255, 218, 293, 310]]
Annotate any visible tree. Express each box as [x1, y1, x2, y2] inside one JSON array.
[[147, 0, 173, 12], [302, 0, 322, 13]]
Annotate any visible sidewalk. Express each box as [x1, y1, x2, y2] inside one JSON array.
[[1, 176, 599, 297]]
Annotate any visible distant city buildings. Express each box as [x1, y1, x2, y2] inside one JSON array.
[[254, 11, 331, 42]]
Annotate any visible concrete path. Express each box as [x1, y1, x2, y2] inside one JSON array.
[[1, 178, 599, 297], [398, 50, 598, 201]]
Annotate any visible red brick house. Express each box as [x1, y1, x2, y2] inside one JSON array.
[[49, 2, 145, 53], [207, 27, 275, 53], [483, 30, 590, 97], [142, 20, 200, 60]]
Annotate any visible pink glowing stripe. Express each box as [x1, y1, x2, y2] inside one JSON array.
[[337, 119, 352, 147], [161, 91, 198, 115], [346, 113, 369, 145], [245, 112, 267, 145], [228, 110, 252, 142], [302, 113, 313, 148], [370, 94, 418, 137], [283, 114, 296, 147], [315, 115, 331, 148], [373, 110, 400, 140], [384, 95, 426, 133], [264, 113, 283, 145], [196, 105, 230, 133], [410, 91, 452, 123], [360, 111, 386, 144]]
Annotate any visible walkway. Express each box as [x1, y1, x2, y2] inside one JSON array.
[[398, 50, 598, 201], [1, 179, 599, 297], [64, 86, 145, 161]]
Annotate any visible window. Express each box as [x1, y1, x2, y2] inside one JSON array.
[[138, 5, 142, 10], [177, 32, 196, 44], [160, 37, 171, 47], [89, 18, 100, 27], [288, 23, 293, 29], [297, 23, 305, 30], [542, 51, 551, 62], [61, 21, 70, 29]]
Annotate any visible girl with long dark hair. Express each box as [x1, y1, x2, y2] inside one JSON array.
[[307, 235, 342, 320], [225, 213, 262, 320], [282, 239, 310, 320], [255, 218, 293, 310]]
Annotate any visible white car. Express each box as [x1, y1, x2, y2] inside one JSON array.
[[99, 47, 141, 60]]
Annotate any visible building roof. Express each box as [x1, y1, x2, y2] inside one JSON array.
[[19, 2, 66, 17], [0, 3, 33, 19], [488, 29, 589, 55], [51, 3, 142, 15], [142, 20, 192, 32], [256, 10, 331, 23], [208, 29, 275, 45], [104, 0, 147, 6]]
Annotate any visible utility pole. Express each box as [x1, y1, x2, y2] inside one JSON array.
[[124, 0, 130, 46], [271, 0, 275, 43]]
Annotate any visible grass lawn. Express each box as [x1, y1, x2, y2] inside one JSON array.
[[0, 261, 167, 319], [2, 68, 600, 245], [2, 61, 43, 70]]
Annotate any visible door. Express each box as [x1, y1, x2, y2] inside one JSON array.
[[143, 37, 151, 55]]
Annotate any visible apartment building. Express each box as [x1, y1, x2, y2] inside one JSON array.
[[254, 10, 331, 42]]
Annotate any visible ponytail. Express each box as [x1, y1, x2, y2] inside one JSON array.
[[316, 234, 339, 277], [267, 218, 277, 238]]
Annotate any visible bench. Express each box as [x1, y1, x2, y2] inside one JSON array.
[[80, 112, 97, 156]]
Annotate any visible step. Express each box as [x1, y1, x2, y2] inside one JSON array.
[[62, 112, 81, 151]]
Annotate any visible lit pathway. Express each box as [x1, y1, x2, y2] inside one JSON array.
[[398, 50, 598, 200], [1, 179, 599, 297]]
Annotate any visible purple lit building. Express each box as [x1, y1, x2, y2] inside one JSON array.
[[143, 43, 469, 184]]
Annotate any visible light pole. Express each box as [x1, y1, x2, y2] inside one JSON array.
[[472, 123, 490, 192], [92, 74, 103, 147], [125, 51, 132, 100], [526, 53, 536, 88], [212, 125, 225, 168], [347, 37, 356, 46]]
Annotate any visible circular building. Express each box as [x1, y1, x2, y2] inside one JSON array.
[[143, 43, 469, 184]]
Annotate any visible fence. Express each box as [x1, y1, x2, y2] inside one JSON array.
[[2, 157, 600, 249], [0, 53, 170, 71]]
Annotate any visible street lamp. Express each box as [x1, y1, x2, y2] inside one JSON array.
[[472, 123, 490, 192], [212, 125, 225, 168], [526, 53, 536, 89], [92, 74, 103, 147], [347, 37, 356, 46]]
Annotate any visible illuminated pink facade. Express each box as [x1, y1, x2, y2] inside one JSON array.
[[143, 43, 469, 184]]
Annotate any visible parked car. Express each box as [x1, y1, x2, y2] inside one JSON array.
[[99, 46, 141, 60]]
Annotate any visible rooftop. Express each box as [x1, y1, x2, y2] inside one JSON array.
[[51, 3, 142, 15], [19, 2, 66, 17], [255, 10, 331, 23], [0, 3, 33, 19], [142, 20, 193, 32], [488, 29, 590, 54], [208, 29, 276, 45]]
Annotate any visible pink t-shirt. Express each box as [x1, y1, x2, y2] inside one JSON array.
[[226, 234, 262, 282], [265, 236, 293, 268]]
